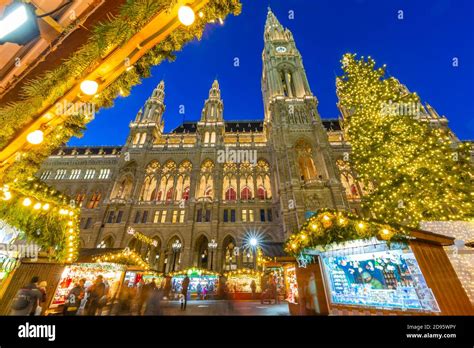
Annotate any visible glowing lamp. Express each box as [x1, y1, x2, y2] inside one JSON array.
[[178, 6, 195, 26], [33, 202, 41, 210], [0, 3, 39, 45], [22, 198, 32, 207], [26, 130, 44, 145], [249, 237, 258, 247], [42, 203, 50, 210], [80, 80, 99, 95]]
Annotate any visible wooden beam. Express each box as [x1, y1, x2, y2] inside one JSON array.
[[0, 0, 208, 174]]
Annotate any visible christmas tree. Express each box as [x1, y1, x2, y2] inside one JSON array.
[[336, 53, 473, 227]]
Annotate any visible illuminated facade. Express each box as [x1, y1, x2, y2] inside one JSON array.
[[36, 9, 454, 272]]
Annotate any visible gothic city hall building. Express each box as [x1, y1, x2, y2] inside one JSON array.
[[36, 10, 447, 273]]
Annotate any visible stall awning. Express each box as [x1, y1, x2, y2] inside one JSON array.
[[77, 248, 124, 263]]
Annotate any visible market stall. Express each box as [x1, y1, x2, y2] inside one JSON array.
[[124, 270, 163, 287], [170, 268, 219, 300], [223, 269, 262, 300], [285, 209, 473, 316], [283, 264, 299, 310], [47, 262, 126, 313]]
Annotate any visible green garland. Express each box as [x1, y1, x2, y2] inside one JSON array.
[[285, 209, 410, 257], [0, 0, 242, 183], [0, 178, 80, 261]]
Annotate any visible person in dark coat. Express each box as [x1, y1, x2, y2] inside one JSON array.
[[144, 285, 163, 315], [64, 278, 86, 316], [9, 276, 43, 316], [86, 275, 106, 316], [180, 276, 190, 310]]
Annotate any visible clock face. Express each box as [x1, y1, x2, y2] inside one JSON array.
[[276, 46, 287, 53]]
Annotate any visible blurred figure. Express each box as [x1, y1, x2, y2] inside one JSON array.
[[10, 276, 43, 316], [63, 278, 86, 316], [144, 282, 162, 315], [250, 280, 257, 299], [180, 276, 190, 310], [86, 275, 106, 316]]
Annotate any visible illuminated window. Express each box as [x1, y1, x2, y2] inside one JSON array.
[[55, 169, 67, 180], [172, 210, 178, 223], [179, 210, 185, 223], [161, 210, 167, 223], [99, 169, 111, 179], [225, 188, 237, 201], [69, 169, 81, 180], [153, 211, 160, 223], [241, 186, 252, 200], [84, 169, 96, 179], [242, 209, 254, 222], [40, 171, 51, 180], [75, 193, 86, 207], [87, 192, 101, 209]]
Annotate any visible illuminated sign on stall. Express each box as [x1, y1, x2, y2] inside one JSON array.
[[320, 239, 440, 312]]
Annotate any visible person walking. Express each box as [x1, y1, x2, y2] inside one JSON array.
[[86, 275, 106, 316], [63, 278, 86, 316], [180, 276, 190, 310], [36, 281, 48, 315], [144, 283, 163, 315], [10, 276, 43, 316], [250, 280, 257, 300], [196, 283, 202, 300]]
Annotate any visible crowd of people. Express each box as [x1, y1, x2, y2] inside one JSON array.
[[10, 273, 282, 316]]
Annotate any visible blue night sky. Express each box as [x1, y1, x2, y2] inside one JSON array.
[[68, 0, 474, 146]]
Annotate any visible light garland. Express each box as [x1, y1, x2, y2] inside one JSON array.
[[223, 268, 263, 278], [285, 208, 409, 256], [127, 226, 158, 247], [0, 178, 80, 263], [169, 267, 219, 278], [93, 248, 149, 270]]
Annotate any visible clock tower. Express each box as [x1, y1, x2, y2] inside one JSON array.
[[262, 8, 348, 238]]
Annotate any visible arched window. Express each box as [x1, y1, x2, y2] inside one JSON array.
[[223, 236, 237, 271], [225, 188, 237, 201], [210, 132, 216, 144], [140, 133, 147, 145], [87, 192, 101, 209], [256, 160, 272, 199], [133, 133, 140, 145], [182, 187, 190, 201], [204, 131, 210, 143], [241, 186, 252, 200], [97, 235, 114, 248], [198, 160, 214, 199], [195, 235, 209, 269], [111, 176, 133, 200], [158, 160, 176, 201], [166, 188, 174, 202], [257, 186, 266, 200]]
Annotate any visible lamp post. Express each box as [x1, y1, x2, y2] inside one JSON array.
[[249, 237, 258, 270], [171, 240, 182, 272], [208, 239, 218, 270]]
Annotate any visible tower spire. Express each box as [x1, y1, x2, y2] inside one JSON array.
[[265, 7, 283, 34]]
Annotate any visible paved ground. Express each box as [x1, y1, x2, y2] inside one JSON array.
[[161, 300, 290, 316]]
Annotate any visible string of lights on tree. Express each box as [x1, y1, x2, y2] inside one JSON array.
[[0, 177, 80, 262], [336, 53, 473, 228], [285, 209, 409, 257]]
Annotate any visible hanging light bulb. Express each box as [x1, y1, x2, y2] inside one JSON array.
[[26, 130, 44, 145], [33, 202, 42, 210], [22, 198, 32, 206], [178, 6, 195, 26], [80, 80, 99, 95]]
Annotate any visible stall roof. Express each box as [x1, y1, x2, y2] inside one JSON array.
[[77, 248, 124, 262]]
